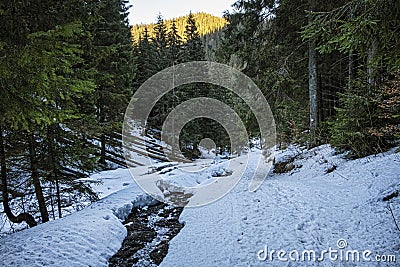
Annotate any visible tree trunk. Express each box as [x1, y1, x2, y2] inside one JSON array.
[[49, 185, 56, 220], [47, 125, 62, 218], [28, 133, 49, 223], [0, 126, 37, 227], [309, 39, 318, 143], [56, 179, 62, 218], [99, 105, 107, 166], [100, 133, 106, 166], [308, 0, 318, 146]]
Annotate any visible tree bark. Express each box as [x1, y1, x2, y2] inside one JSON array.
[[0, 126, 37, 227], [56, 179, 62, 218], [28, 133, 49, 223], [308, 0, 318, 146], [309, 39, 318, 142], [100, 133, 106, 166], [49, 185, 56, 220], [99, 104, 107, 166], [47, 125, 62, 218]]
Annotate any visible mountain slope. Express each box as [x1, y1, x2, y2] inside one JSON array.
[[131, 12, 228, 43]]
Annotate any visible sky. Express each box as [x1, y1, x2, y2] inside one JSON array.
[[128, 0, 235, 25]]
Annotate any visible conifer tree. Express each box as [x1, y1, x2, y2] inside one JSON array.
[[131, 12, 228, 44], [302, 0, 400, 156], [87, 0, 134, 167], [0, 0, 98, 225], [153, 14, 169, 71], [177, 13, 208, 157], [167, 20, 183, 65], [134, 28, 158, 89], [182, 12, 205, 62]]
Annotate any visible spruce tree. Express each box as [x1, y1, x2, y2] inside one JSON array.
[[135, 28, 163, 131], [178, 13, 208, 157], [0, 0, 98, 225], [153, 14, 169, 71], [302, 0, 400, 156], [134, 28, 158, 89], [167, 20, 183, 65], [182, 12, 205, 62], [87, 0, 134, 167]]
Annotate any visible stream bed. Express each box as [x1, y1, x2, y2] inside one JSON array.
[[108, 202, 184, 267]]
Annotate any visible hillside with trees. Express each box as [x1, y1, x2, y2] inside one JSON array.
[[131, 12, 228, 43]]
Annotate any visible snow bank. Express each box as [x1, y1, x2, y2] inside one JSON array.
[[0, 157, 237, 266], [0, 168, 156, 267]]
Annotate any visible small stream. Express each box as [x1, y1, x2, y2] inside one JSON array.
[[108, 202, 184, 267]]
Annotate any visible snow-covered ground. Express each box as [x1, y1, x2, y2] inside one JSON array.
[[0, 167, 156, 267], [162, 145, 400, 266], [0, 145, 399, 266]]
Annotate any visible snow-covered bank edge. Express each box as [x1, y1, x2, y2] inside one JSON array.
[[0, 170, 157, 267], [0, 152, 237, 266]]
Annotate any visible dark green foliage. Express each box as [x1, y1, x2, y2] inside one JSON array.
[[133, 13, 236, 157], [0, 0, 398, 230], [181, 12, 205, 62], [328, 74, 383, 157], [0, 0, 99, 224], [167, 21, 182, 65], [153, 14, 169, 70], [0, 0, 134, 226], [135, 28, 158, 88], [218, 0, 399, 155], [303, 0, 400, 73], [217, 0, 311, 145], [329, 71, 400, 158], [134, 13, 230, 157], [302, 0, 400, 156], [174, 13, 209, 156], [86, 0, 134, 166]]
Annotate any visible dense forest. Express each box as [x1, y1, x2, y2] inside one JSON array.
[[217, 0, 400, 157], [0, 0, 399, 231]]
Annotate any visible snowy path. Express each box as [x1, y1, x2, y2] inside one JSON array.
[[161, 146, 400, 266]]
